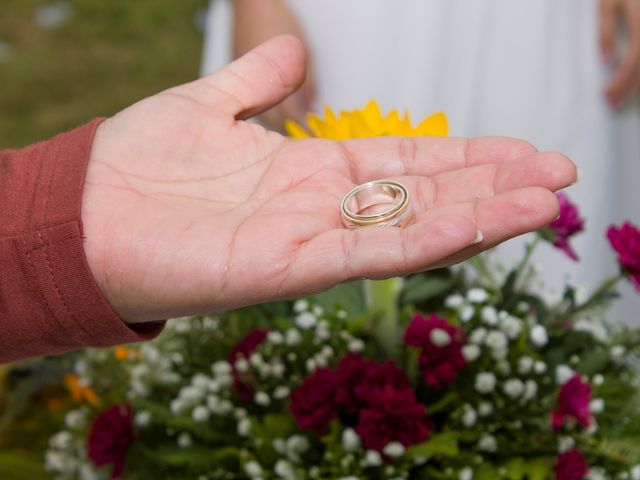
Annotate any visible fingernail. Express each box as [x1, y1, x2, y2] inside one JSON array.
[[571, 168, 582, 185], [553, 213, 561, 221], [472, 230, 484, 245]]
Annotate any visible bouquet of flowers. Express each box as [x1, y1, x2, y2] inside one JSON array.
[[4, 102, 640, 480]]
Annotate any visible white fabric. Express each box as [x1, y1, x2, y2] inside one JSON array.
[[202, 0, 640, 324]]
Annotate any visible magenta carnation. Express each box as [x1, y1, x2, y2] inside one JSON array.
[[552, 374, 593, 430], [334, 354, 410, 420], [87, 404, 136, 479], [290, 368, 338, 431], [548, 193, 585, 261], [607, 222, 640, 291], [404, 313, 466, 389], [355, 385, 429, 453], [228, 329, 268, 401], [554, 450, 588, 480]]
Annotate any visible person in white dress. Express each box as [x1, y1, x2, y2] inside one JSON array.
[[202, 0, 640, 324]]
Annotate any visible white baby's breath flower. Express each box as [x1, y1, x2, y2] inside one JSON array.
[[485, 331, 508, 350], [273, 438, 286, 454], [49, 431, 73, 450], [342, 428, 360, 452], [592, 374, 604, 386], [295, 312, 318, 329], [267, 331, 284, 344], [177, 432, 192, 448], [274, 460, 296, 479], [271, 362, 286, 378], [481, 306, 498, 325], [237, 418, 251, 436], [286, 329, 302, 346], [460, 305, 475, 322], [235, 357, 249, 373], [462, 406, 477, 427], [530, 325, 548, 347], [496, 361, 511, 375], [492, 348, 509, 362], [286, 435, 310, 454], [589, 398, 605, 414], [430, 328, 451, 346], [459, 466, 473, 480], [631, 465, 640, 480], [64, 409, 87, 430], [611, 345, 627, 361], [517, 356, 534, 375], [314, 354, 328, 368], [244, 460, 262, 477], [445, 294, 465, 308], [586, 467, 608, 480], [467, 288, 489, 303], [134, 410, 152, 428], [522, 380, 538, 402], [293, 299, 309, 313], [477, 434, 497, 452], [469, 328, 487, 344], [534, 361, 547, 374], [192, 373, 210, 389], [500, 315, 522, 339], [202, 316, 218, 329], [192, 406, 210, 423], [365, 450, 383, 466], [475, 372, 497, 394], [313, 305, 324, 316], [337, 310, 348, 319], [254, 391, 271, 406], [234, 407, 247, 419], [555, 365, 575, 385], [585, 422, 599, 435], [306, 358, 317, 372], [348, 339, 365, 353], [462, 344, 481, 362], [558, 436, 575, 453], [250, 352, 264, 368], [478, 402, 493, 417], [274, 386, 290, 399], [170, 399, 186, 415], [503, 379, 525, 398], [383, 442, 405, 458]]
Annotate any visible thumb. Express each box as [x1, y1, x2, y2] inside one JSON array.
[[183, 34, 307, 120]]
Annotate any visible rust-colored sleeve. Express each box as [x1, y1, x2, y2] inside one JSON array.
[[0, 119, 164, 364]]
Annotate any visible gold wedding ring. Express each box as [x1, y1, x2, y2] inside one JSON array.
[[341, 180, 411, 228]]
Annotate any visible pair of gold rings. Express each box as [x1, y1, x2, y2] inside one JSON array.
[[340, 180, 411, 228]]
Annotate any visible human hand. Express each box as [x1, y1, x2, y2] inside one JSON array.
[[600, 0, 640, 107], [233, 0, 315, 130], [82, 35, 577, 324]]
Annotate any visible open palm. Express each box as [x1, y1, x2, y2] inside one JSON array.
[[82, 36, 576, 323]]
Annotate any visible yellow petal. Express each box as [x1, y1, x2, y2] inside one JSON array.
[[415, 112, 448, 136], [285, 119, 310, 138]]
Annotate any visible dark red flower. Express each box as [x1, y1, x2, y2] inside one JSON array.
[[548, 193, 585, 261], [607, 222, 640, 291], [334, 354, 410, 419], [228, 329, 268, 401], [552, 374, 593, 430], [355, 385, 429, 453], [554, 450, 588, 480], [290, 368, 338, 431], [404, 313, 466, 389], [87, 404, 136, 480]]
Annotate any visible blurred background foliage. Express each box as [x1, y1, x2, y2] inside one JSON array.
[[0, 0, 207, 148]]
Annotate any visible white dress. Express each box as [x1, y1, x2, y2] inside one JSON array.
[[202, 0, 640, 324]]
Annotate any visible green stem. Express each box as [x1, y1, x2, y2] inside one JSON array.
[[515, 236, 541, 286], [364, 278, 403, 358], [468, 254, 500, 290], [566, 274, 624, 317]]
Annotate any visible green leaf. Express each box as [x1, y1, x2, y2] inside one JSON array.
[[313, 282, 366, 316], [505, 457, 526, 479], [578, 349, 610, 375], [401, 276, 452, 304], [524, 457, 553, 480], [405, 432, 459, 460]]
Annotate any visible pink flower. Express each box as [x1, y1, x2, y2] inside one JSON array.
[[548, 193, 585, 261], [87, 404, 136, 480], [290, 368, 338, 431], [404, 313, 466, 389], [607, 222, 640, 291], [554, 450, 588, 480], [333, 354, 410, 420], [355, 385, 429, 453], [228, 329, 268, 401], [552, 374, 593, 430]]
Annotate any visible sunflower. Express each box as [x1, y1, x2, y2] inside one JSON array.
[[285, 100, 447, 140]]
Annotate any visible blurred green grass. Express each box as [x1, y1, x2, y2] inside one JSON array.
[[0, 0, 207, 148]]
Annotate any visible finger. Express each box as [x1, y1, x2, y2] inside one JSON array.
[[599, 0, 618, 60], [605, 0, 640, 106], [426, 187, 560, 269], [176, 35, 307, 118], [336, 136, 538, 184]]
